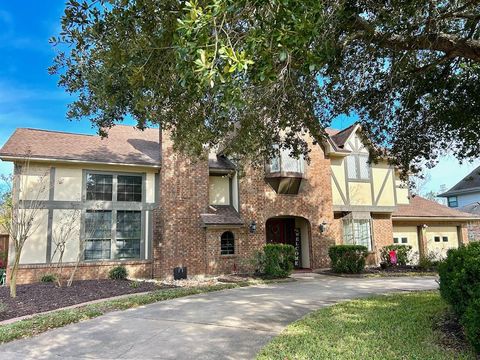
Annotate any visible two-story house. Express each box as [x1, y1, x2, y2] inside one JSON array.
[[0, 124, 477, 283]]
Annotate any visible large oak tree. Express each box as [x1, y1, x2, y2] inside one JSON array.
[[51, 0, 480, 176]]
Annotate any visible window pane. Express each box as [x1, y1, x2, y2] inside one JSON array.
[[84, 211, 112, 260], [401, 237, 408, 244], [221, 231, 235, 255], [358, 155, 370, 180], [86, 174, 113, 201], [354, 219, 372, 251], [116, 211, 141, 259], [281, 149, 303, 173], [442, 236, 448, 242], [393, 237, 399, 244], [347, 156, 358, 179], [342, 219, 355, 245], [434, 236, 441, 242], [117, 175, 142, 202]]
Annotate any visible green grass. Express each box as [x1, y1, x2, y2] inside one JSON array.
[[257, 291, 476, 360], [0, 283, 247, 344]]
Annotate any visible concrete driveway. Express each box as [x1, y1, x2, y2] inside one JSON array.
[[0, 273, 437, 360]]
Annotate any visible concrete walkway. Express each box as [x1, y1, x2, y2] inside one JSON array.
[[0, 274, 438, 360]]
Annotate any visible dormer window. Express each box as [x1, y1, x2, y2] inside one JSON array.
[[347, 154, 370, 180]]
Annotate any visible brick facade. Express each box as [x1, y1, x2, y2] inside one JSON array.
[[9, 260, 152, 285], [152, 132, 337, 279]]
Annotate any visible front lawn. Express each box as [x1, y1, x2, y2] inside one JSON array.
[[257, 291, 476, 360]]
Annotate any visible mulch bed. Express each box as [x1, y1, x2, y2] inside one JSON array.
[[0, 280, 165, 321], [434, 310, 475, 355], [363, 265, 438, 275]]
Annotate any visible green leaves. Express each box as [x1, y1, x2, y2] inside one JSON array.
[[52, 0, 480, 175]]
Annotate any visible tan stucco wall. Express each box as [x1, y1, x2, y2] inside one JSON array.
[[51, 209, 81, 263], [55, 167, 82, 201], [295, 217, 311, 268], [19, 209, 48, 264], [372, 164, 395, 206], [330, 157, 346, 206], [19, 164, 50, 201], [209, 175, 230, 205], [349, 182, 372, 205]]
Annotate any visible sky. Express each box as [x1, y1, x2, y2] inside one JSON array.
[[0, 2, 479, 196]]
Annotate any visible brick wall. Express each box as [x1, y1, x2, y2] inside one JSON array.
[[8, 260, 152, 285], [153, 131, 210, 279], [371, 214, 394, 263], [238, 139, 336, 269], [152, 132, 337, 278]]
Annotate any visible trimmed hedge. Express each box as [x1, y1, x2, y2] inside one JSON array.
[[380, 245, 412, 266], [439, 242, 480, 353], [263, 244, 295, 278], [328, 245, 368, 274]]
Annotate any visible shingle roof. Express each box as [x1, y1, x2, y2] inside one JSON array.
[[392, 196, 479, 219], [200, 205, 244, 226], [330, 124, 357, 149], [208, 155, 236, 171], [0, 126, 160, 167], [439, 165, 480, 197], [459, 202, 480, 215]]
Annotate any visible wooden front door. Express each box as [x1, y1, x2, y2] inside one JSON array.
[[266, 218, 295, 246]]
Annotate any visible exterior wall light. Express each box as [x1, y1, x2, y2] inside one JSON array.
[[249, 221, 257, 234], [319, 221, 328, 233]]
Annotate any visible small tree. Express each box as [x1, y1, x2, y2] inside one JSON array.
[[49, 209, 81, 287], [66, 208, 107, 287], [1, 156, 50, 297]]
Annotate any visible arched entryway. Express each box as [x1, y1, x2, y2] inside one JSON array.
[[265, 216, 311, 269]]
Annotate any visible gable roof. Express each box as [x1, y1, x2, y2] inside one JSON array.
[[0, 126, 160, 168], [439, 165, 480, 197], [329, 124, 358, 149], [392, 195, 479, 220]]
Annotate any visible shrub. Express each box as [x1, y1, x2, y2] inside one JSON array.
[[328, 245, 368, 274], [418, 251, 442, 270], [438, 242, 480, 353], [380, 245, 412, 266], [40, 273, 57, 283], [463, 298, 480, 353], [109, 266, 128, 280], [263, 244, 295, 278]]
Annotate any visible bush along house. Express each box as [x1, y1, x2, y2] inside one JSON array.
[[0, 124, 478, 284]]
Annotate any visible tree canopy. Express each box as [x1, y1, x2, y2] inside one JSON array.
[[51, 0, 480, 176]]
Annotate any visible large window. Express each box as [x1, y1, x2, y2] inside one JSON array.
[[84, 211, 112, 260], [84, 171, 145, 261], [346, 154, 370, 180], [86, 172, 142, 202], [343, 218, 372, 251], [117, 175, 142, 202], [221, 231, 235, 255], [86, 174, 113, 201], [116, 211, 141, 259]]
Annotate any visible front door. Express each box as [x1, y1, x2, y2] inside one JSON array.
[[266, 218, 302, 267]]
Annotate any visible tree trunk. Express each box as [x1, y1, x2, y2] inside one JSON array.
[[9, 251, 21, 298]]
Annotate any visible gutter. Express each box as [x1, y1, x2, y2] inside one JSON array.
[[0, 155, 161, 169], [392, 216, 480, 221]]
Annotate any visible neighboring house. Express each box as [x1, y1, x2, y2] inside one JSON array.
[[0, 124, 478, 284], [439, 165, 480, 208]]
